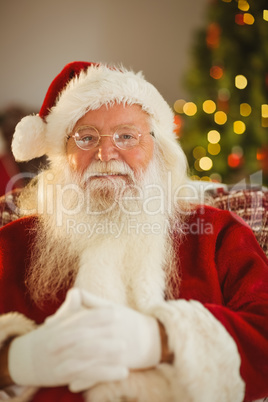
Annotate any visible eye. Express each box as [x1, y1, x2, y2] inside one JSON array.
[[80, 134, 96, 143], [74, 127, 99, 149], [117, 133, 136, 140], [76, 133, 98, 145], [114, 127, 140, 149]]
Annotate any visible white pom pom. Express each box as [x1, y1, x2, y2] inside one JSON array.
[[11, 115, 47, 162]]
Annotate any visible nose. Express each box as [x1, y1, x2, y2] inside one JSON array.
[[95, 136, 120, 162]]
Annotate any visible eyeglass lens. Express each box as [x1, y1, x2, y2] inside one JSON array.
[[74, 125, 140, 150]]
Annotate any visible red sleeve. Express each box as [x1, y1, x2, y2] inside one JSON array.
[[206, 220, 268, 401], [178, 207, 268, 401], [32, 386, 84, 402]]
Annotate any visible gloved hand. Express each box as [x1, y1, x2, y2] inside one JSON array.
[[8, 288, 128, 391], [79, 290, 162, 370]]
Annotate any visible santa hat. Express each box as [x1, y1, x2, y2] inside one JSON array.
[[12, 61, 176, 162]]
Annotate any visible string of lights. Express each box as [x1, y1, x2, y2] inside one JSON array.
[[176, 0, 268, 185]]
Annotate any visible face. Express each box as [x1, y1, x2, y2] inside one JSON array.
[[66, 103, 154, 180]]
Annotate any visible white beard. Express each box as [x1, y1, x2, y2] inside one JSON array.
[[74, 182, 170, 310], [22, 152, 180, 310]]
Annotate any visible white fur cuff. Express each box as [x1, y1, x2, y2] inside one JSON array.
[[0, 313, 38, 402], [149, 299, 245, 402]]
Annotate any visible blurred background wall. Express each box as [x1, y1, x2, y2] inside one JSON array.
[[0, 0, 207, 111]]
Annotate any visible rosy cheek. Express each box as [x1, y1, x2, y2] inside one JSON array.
[[125, 150, 151, 174], [130, 142, 154, 171], [68, 149, 98, 173]]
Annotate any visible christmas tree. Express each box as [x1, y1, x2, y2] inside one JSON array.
[[176, 0, 268, 186]]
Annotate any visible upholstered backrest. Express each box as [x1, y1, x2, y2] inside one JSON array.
[[212, 189, 268, 258], [0, 189, 20, 228]]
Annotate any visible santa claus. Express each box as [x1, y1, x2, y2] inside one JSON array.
[[0, 62, 267, 402]]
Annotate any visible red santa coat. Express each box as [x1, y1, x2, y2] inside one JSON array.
[[0, 206, 267, 402]]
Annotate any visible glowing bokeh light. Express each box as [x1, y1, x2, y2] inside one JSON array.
[[174, 99, 186, 114], [183, 102, 197, 116], [240, 103, 252, 116], [235, 75, 248, 89], [193, 146, 206, 159], [206, 23, 221, 49], [203, 100, 216, 114], [228, 154, 241, 168], [210, 66, 224, 79], [194, 160, 203, 172], [262, 118, 268, 128], [199, 157, 213, 171], [264, 10, 268, 21], [207, 130, 221, 144], [261, 104, 268, 118], [174, 115, 183, 136], [233, 120, 246, 134], [235, 14, 245, 25], [238, 0, 249, 11], [214, 111, 227, 125], [190, 175, 200, 181], [257, 148, 268, 161], [208, 143, 221, 155], [244, 13, 255, 24]]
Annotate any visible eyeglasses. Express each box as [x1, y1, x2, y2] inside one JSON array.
[[68, 125, 154, 151]]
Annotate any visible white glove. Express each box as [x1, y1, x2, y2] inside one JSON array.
[[79, 290, 162, 371], [8, 288, 128, 390]]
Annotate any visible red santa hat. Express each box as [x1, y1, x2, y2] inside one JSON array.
[[12, 61, 176, 162]]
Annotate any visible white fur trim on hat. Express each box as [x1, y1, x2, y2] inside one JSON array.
[[12, 115, 47, 162], [45, 65, 176, 158], [11, 64, 179, 164]]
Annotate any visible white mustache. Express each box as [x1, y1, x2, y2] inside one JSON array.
[[81, 161, 136, 184]]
